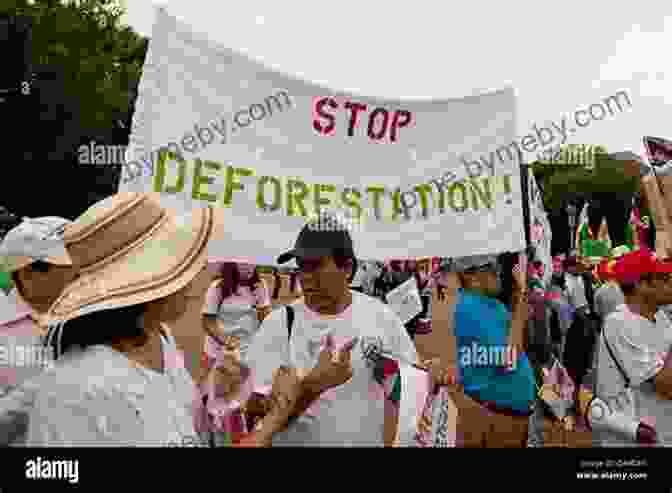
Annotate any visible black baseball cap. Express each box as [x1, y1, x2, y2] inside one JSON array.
[[277, 213, 355, 264]]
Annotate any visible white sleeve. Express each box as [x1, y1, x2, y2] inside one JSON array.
[[379, 305, 418, 366], [604, 318, 666, 388], [570, 277, 588, 309], [245, 309, 291, 392], [26, 387, 144, 446]]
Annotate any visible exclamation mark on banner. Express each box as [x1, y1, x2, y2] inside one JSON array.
[[502, 175, 513, 204]]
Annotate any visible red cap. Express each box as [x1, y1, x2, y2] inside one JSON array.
[[611, 249, 672, 284], [596, 258, 618, 281]]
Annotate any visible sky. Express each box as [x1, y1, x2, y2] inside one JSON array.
[[121, 0, 672, 159]]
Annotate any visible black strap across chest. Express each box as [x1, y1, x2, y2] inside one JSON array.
[[286, 305, 295, 340]]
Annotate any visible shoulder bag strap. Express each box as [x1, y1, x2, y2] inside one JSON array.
[[286, 305, 294, 341]]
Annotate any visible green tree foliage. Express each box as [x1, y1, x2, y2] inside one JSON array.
[[0, 0, 147, 218], [530, 152, 639, 212], [6, 0, 146, 133]]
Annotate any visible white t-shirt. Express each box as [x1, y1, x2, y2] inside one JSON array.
[[594, 304, 672, 446], [26, 330, 200, 447], [245, 291, 417, 446], [564, 273, 588, 310], [594, 283, 625, 320]]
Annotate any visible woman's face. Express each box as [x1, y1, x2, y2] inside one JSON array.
[[237, 263, 255, 281], [416, 259, 431, 279], [151, 267, 215, 322]]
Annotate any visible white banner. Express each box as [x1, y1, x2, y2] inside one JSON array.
[[396, 364, 457, 447], [121, 7, 524, 265], [528, 173, 552, 285], [385, 277, 423, 324]]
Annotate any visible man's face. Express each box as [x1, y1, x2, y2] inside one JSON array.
[[416, 259, 431, 279], [644, 273, 672, 306], [237, 263, 255, 281], [297, 255, 351, 311]]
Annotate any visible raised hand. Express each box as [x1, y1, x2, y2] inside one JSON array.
[[268, 366, 302, 422], [423, 358, 459, 388], [304, 335, 359, 394], [512, 254, 527, 292]]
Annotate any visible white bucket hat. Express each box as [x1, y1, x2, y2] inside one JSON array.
[[0, 217, 72, 273]]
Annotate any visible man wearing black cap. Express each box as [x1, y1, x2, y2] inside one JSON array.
[[245, 211, 417, 446]]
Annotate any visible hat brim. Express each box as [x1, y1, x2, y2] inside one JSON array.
[[277, 250, 297, 265], [277, 247, 338, 265], [46, 204, 224, 324], [2, 249, 73, 274]]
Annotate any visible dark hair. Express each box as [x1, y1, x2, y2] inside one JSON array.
[[497, 252, 515, 309], [564, 257, 578, 269], [332, 250, 357, 282], [30, 260, 53, 273], [217, 262, 261, 300], [11, 260, 54, 298], [46, 303, 148, 360]]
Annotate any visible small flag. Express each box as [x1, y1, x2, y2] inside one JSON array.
[[644, 136, 672, 167]]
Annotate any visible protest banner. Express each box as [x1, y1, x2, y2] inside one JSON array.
[[528, 173, 552, 284], [121, 7, 524, 264], [385, 277, 423, 324]]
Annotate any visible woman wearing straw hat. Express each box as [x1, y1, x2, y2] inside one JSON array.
[[24, 193, 302, 447]]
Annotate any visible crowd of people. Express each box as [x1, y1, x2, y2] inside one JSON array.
[[0, 157, 672, 448]]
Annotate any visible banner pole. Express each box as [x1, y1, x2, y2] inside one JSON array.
[[520, 163, 532, 248]]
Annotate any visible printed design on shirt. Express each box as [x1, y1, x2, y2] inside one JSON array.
[[360, 336, 400, 403]]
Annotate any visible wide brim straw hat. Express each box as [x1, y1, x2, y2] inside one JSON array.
[[45, 192, 223, 347]]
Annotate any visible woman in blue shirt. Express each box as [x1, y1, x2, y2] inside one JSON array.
[[428, 254, 536, 447]]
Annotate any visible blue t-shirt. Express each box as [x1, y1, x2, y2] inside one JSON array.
[[454, 290, 536, 414]]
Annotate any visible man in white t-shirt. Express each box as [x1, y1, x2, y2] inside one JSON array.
[[592, 250, 672, 446], [245, 211, 417, 446]]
